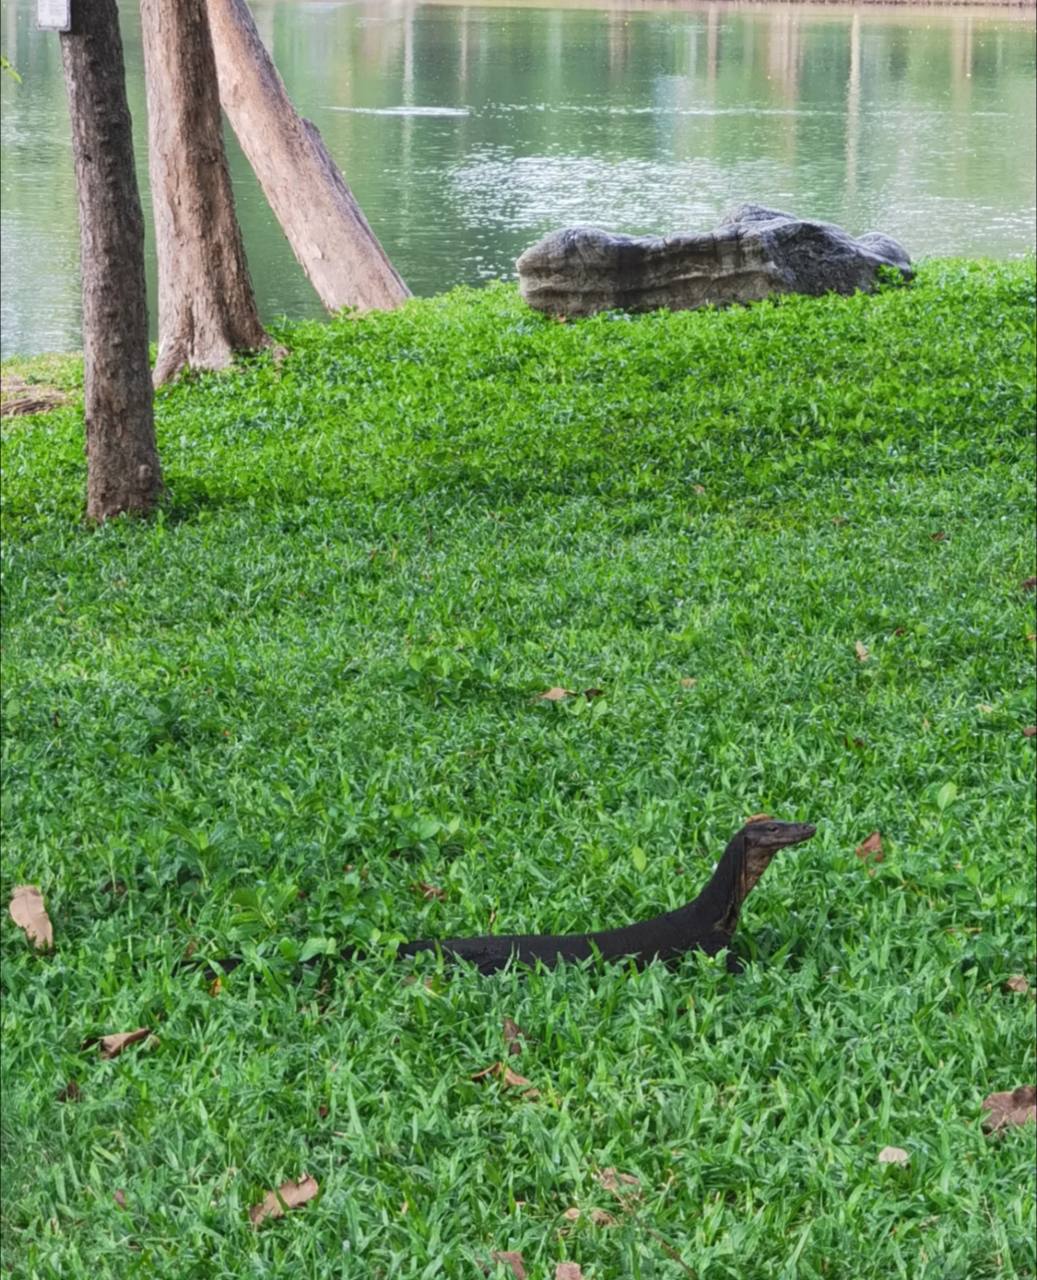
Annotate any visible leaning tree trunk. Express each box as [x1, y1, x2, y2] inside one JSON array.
[[206, 0, 411, 313], [60, 0, 162, 521], [140, 0, 269, 386]]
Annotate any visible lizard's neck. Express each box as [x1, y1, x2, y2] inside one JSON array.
[[668, 833, 749, 941]]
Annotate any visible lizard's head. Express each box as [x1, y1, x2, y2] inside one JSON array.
[[742, 818, 816, 855], [738, 818, 816, 894]]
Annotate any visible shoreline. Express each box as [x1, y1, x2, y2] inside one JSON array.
[[1, 257, 1035, 374]]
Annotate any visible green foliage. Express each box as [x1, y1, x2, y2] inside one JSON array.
[[2, 262, 1035, 1277]]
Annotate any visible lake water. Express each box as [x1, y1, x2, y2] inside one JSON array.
[[1, 0, 1034, 357]]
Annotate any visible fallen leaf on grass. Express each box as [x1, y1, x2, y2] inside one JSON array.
[[555, 1266, 584, 1280], [470, 1061, 540, 1098], [595, 1167, 640, 1194], [981, 1085, 1037, 1133], [1004, 975, 1029, 994], [877, 1146, 910, 1166], [1023, 726, 1037, 738], [98, 1028, 151, 1060], [855, 832, 884, 869], [537, 687, 575, 702], [489, 1251, 526, 1279], [502, 1017, 526, 1056], [209, 977, 222, 998], [113, 1189, 128, 1209], [249, 1174, 319, 1225], [8, 885, 53, 950], [745, 812, 772, 824], [502, 1066, 539, 1097], [413, 881, 446, 900], [854, 641, 870, 663], [930, 531, 948, 542], [679, 677, 697, 688], [589, 1209, 617, 1226]]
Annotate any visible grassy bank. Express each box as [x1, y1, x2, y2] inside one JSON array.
[[2, 261, 1035, 1278]]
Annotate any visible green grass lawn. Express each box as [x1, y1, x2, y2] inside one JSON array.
[[2, 261, 1035, 1279]]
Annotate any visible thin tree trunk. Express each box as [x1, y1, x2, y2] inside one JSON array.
[[60, 0, 162, 521], [206, 0, 411, 314], [140, 0, 269, 386]]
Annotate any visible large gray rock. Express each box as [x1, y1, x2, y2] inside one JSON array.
[[516, 204, 913, 317]]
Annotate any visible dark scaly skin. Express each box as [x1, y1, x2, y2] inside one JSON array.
[[205, 820, 814, 980], [397, 819, 815, 974]]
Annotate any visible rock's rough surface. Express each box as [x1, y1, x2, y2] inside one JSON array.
[[516, 204, 913, 317]]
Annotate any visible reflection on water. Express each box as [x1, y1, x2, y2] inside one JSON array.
[[1, 0, 1034, 356]]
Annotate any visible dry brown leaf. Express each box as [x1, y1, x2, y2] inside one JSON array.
[[1023, 726, 1037, 738], [209, 977, 222, 998], [98, 1028, 151, 1060], [113, 1189, 128, 1209], [556, 1266, 584, 1280], [537, 687, 575, 702], [679, 677, 697, 688], [930, 531, 948, 542], [8, 885, 53, 950], [877, 1146, 910, 1166], [471, 1061, 539, 1097], [589, 1209, 617, 1226], [562, 1207, 582, 1222], [855, 832, 884, 867], [1021, 576, 1037, 591], [1004, 975, 1030, 995], [502, 1017, 526, 1056], [413, 881, 446, 900], [595, 1167, 640, 1194], [249, 1174, 319, 1225], [854, 640, 870, 663], [490, 1251, 526, 1279], [981, 1085, 1037, 1133], [745, 812, 772, 824]]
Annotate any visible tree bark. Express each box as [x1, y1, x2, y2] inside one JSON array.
[[140, 0, 269, 386], [206, 0, 411, 314], [60, 0, 162, 521]]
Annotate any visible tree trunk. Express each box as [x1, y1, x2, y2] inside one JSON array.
[[140, 0, 269, 386], [60, 0, 162, 521], [206, 0, 411, 314]]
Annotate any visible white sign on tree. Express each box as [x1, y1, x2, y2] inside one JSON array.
[[37, 0, 71, 32]]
